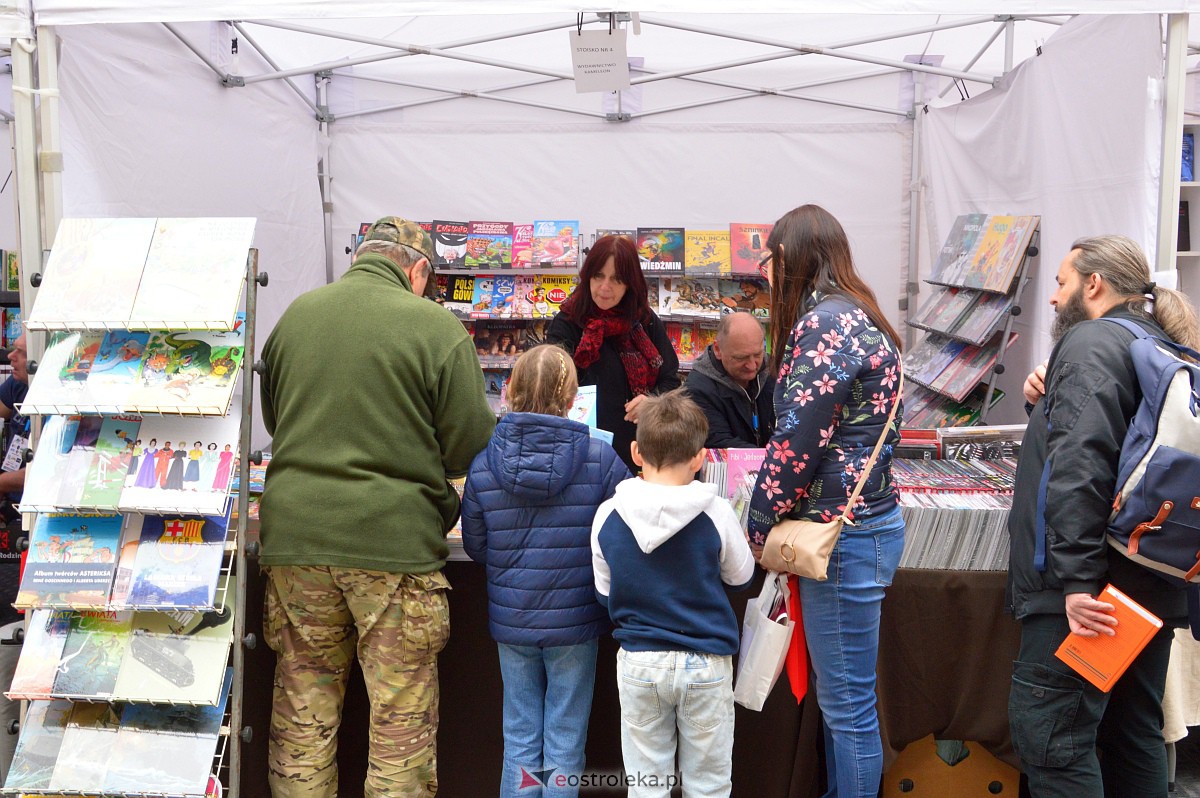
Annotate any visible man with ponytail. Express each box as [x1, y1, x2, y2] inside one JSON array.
[[1008, 235, 1200, 798]]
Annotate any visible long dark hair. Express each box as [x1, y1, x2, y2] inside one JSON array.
[[560, 235, 651, 325], [766, 204, 903, 374]]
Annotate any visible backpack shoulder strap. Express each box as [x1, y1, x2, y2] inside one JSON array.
[[1099, 316, 1150, 340]]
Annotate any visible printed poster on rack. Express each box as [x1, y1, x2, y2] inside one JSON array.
[[127, 217, 256, 329], [124, 511, 231, 609]]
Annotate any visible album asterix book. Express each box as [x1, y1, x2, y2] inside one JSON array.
[[16, 512, 123, 609]]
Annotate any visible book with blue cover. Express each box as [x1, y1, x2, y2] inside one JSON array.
[[125, 510, 231, 609], [16, 512, 123, 608]]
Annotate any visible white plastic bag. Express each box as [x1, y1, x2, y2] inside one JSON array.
[[733, 573, 796, 711]]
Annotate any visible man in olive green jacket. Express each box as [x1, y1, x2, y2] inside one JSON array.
[[259, 216, 494, 798]]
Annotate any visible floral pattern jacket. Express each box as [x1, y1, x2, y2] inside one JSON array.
[[746, 292, 903, 553]]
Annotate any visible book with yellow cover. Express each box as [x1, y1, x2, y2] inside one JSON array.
[[1054, 583, 1162, 692]]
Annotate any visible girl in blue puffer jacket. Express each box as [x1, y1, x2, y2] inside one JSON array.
[[461, 344, 631, 798]]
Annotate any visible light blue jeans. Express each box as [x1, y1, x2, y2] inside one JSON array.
[[799, 505, 905, 798], [497, 640, 598, 798], [616, 648, 735, 798]]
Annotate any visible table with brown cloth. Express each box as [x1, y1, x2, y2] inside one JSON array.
[[877, 568, 1022, 770], [240, 561, 826, 797]]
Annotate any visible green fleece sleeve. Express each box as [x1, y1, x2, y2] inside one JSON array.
[[431, 336, 496, 478]]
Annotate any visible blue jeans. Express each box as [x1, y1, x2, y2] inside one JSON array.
[[498, 640, 598, 798], [798, 505, 904, 798], [616, 648, 735, 798]]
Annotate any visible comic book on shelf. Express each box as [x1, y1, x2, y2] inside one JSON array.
[[595, 228, 636, 243], [5, 699, 74, 792], [77, 414, 144, 508], [469, 275, 496, 318], [906, 336, 969, 387], [124, 511, 231, 610], [536, 274, 578, 318], [930, 213, 988, 284], [660, 277, 721, 317], [490, 274, 519, 318], [511, 223, 534, 268], [111, 602, 235, 704], [465, 220, 513, 268], [684, 230, 731, 277], [524, 318, 551, 349], [7, 609, 74, 699], [443, 274, 475, 315], [473, 321, 526, 359], [729, 222, 772, 276], [934, 332, 1020, 403], [102, 669, 233, 795], [903, 382, 1006, 428], [118, 413, 241, 515], [531, 220, 580, 267], [718, 277, 770, 318], [694, 322, 718, 354], [50, 702, 123, 791], [910, 286, 979, 334], [86, 330, 151, 408], [22, 322, 246, 415], [26, 217, 157, 328], [433, 220, 470, 269], [4, 248, 17, 292], [128, 217, 256, 328], [21, 415, 103, 511], [511, 274, 538, 317], [636, 227, 685, 275], [953, 291, 1017, 345], [51, 609, 134, 698], [724, 448, 767, 502], [934, 215, 1038, 293], [16, 512, 123, 609]]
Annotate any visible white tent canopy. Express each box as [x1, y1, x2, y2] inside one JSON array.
[[0, 6, 1192, 439]]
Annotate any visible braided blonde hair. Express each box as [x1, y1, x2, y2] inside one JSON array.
[[508, 345, 579, 417]]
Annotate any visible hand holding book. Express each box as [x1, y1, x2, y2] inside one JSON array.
[[1055, 584, 1163, 693]]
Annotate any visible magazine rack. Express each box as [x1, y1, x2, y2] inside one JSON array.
[[903, 216, 1041, 426], [0, 217, 262, 798]]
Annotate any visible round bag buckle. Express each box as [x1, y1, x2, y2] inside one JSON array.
[[780, 542, 796, 563]]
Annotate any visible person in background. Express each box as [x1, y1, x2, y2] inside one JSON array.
[[547, 235, 680, 473], [592, 389, 754, 798], [259, 217, 495, 798], [1008, 235, 1200, 797], [685, 312, 775, 449], [0, 333, 27, 782], [461, 344, 630, 798], [746, 205, 905, 798]]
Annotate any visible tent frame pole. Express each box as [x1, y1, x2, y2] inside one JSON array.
[[1157, 13, 1188, 276]]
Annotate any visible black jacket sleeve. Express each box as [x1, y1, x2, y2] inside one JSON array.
[[686, 374, 754, 449], [646, 313, 681, 393], [1042, 320, 1141, 597]]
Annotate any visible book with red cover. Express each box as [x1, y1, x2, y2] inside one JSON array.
[[1055, 583, 1162, 692]]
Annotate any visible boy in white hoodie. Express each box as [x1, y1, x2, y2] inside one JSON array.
[[592, 389, 755, 798]]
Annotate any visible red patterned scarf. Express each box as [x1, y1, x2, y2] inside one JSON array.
[[572, 309, 662, 396]]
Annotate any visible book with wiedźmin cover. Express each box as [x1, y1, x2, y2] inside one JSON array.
[[1055, 583, 1162, 693]]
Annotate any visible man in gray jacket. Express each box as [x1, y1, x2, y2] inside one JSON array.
[[685, 312, 774, 449]]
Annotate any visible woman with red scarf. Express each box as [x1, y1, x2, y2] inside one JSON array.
[[548, 235, 681, 472]]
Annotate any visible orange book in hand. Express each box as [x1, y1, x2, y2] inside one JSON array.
[[1055, 583, 1163, 693]]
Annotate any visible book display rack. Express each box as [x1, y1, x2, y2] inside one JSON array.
[[903, 214, 1041, 426], [2, 217, 265, 798]]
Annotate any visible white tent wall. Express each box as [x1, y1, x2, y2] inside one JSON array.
[[920, 14, 1164, 424], [330, 118, 910, 319], [54, 22, 326, 447]]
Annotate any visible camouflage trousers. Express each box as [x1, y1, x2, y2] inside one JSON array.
[[263, 565, 451, 798]]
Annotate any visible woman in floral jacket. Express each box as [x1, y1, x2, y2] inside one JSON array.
[[747, 204, 904, 798]]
